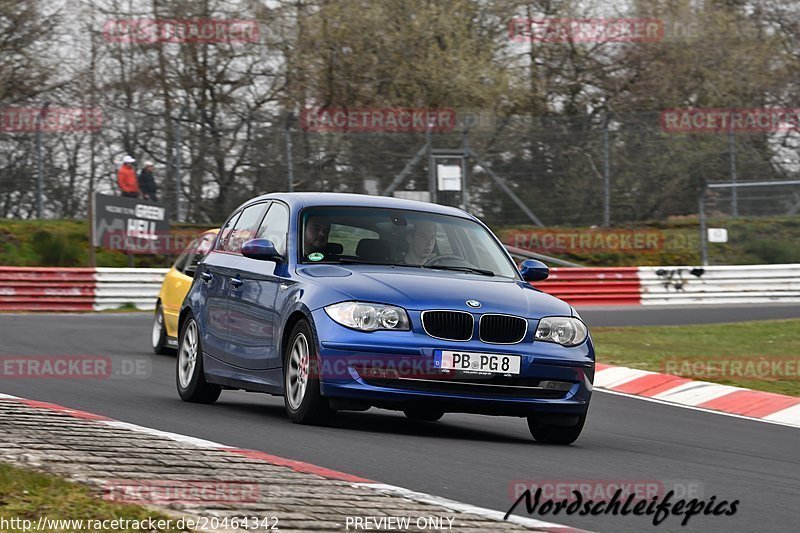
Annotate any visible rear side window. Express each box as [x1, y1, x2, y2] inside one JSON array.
[[223, 203, 269, 254], [256, 202, 290, 256]]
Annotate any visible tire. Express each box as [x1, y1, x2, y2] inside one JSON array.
[[283, 320, 335, 424], [527, 413, 586, 445], [151, 303, 173, 355], [403, 407, 444, 422], [176, 315, 221, 404]]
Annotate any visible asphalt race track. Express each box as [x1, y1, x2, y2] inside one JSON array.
[[1, 309, 798, 533]]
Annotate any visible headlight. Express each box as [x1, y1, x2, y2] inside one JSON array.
[[324, 302, 410, 332], [534, 317, 588, 347]]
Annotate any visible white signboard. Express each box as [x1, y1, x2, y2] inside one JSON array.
[[436, 164, 462, 191], [708, 228, 728, 243]]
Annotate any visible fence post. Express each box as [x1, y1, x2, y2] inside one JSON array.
[[602, 113, 610, 227], [699, 189, 709, 266], [427, 125, 437, 204], [35, 102, 50, 219], [729, 128, 738, 217]]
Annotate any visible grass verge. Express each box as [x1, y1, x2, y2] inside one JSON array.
[[592, 319, 800, 396], [0, 463, 187, 532]]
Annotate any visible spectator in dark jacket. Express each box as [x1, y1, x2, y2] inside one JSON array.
[[138, 161, 158, 202]]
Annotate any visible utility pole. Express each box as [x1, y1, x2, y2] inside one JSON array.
[[35, 102, 50, 218], [285, 112, 295, 192], [174, 105, 188, 222], [461, 128, 469, 212]]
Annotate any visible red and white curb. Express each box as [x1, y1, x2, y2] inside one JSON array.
[[594, 363, 800, 428], [0, 392, 581, 533]]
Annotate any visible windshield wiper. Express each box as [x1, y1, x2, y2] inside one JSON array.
[[424, 265, 495, 277]]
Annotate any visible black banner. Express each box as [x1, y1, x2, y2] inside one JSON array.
[[93, 193, 171, 254]]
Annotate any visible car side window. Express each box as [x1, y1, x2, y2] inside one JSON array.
[[183, 234, 215, 275], [256, 202, 290, 256], [223, 203, 269, 254], [173, 237, 199, 272], [216, 211, 241, 251]]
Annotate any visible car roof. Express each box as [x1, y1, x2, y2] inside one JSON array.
[[240, 192, 476, 220]]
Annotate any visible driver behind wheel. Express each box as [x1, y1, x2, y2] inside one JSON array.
[[403, 221, 437, 265]]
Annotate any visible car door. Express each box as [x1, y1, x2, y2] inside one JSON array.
[[197, 214, 240, 360], [220, 201, 277, 370]]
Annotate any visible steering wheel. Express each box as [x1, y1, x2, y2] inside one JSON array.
[[424, 254, 474, 268]]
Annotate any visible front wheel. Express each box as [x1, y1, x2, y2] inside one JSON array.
[[176, 316, 221, 404], [283, 320, 335, 424], [527, 413, 586, 445]]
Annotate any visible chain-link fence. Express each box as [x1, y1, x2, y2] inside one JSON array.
[[5, 108, 799, 229]]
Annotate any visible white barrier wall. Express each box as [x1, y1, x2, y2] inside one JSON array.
[[639, 264, 800, 305], [94, 267, 169, 311]]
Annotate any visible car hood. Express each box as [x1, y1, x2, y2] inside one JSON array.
[[298, 264, 572, 318]]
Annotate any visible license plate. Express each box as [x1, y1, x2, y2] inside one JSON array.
[[434, 350, 521, 374]]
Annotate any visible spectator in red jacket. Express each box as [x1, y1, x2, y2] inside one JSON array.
[[118, 155, 139, 198]]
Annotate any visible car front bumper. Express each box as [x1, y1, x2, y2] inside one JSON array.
[[311, 308, 594, 417]]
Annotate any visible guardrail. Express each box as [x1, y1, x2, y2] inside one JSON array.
[[1, 264, 798, 311], [637, 265, 800, 305], [534, 267, 642, 305], [0, 267, 96, 311], [0, 267, 166, 312], [94, 267, 168, 311]]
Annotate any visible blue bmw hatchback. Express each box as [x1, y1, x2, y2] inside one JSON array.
[[177, 193, 594, 444]]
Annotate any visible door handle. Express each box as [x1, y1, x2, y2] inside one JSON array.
[[231, 277, 244, 289], [201, 271, 213, 282]]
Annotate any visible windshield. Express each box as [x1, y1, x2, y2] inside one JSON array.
[[299, 207, 519, 279]]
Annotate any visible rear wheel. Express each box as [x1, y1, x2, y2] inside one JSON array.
[[152, 303, 173, 355], [176, 316, 221, 404], [527, 414, 586, 445], [283, 320, 335, 424], [403, 407, 444, 422]]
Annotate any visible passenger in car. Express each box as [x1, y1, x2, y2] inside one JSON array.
[[403, 221, 437, 265]]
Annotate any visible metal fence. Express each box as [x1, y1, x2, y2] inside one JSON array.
[[3, 109, 799, 229]]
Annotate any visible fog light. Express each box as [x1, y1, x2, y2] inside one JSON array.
[[539, 380, 572, 391]]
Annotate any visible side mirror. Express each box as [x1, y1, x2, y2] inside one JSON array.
[[520, 259, 549, 282], [242, 239, 283, 262]]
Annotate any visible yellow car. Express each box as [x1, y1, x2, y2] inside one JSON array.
[[152, 229, 218, 354]]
